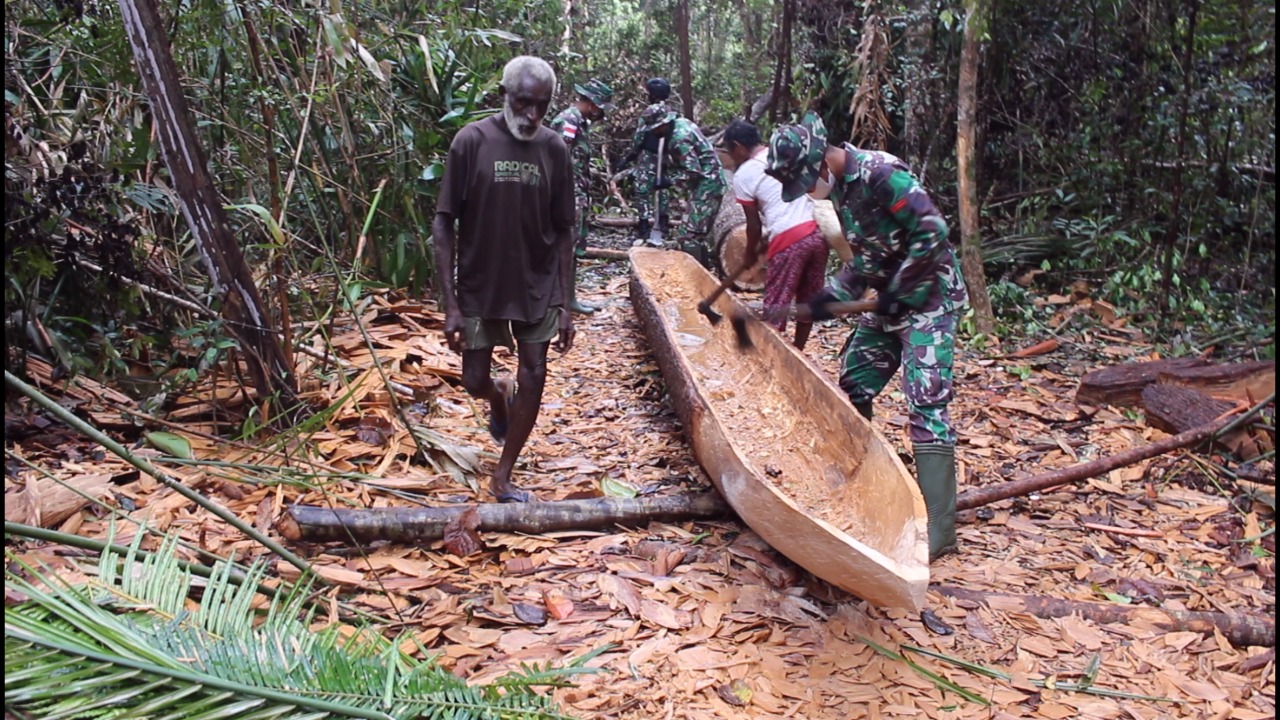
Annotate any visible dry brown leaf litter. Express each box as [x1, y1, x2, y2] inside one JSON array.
[[5, 254, 1275, 719]]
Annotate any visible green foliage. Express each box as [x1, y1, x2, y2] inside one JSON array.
[[5, 531, 603, 719]]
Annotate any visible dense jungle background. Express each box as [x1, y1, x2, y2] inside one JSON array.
[[5, 0, 1274, 395]]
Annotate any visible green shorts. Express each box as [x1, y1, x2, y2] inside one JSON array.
[[464, 306, 562, 350]]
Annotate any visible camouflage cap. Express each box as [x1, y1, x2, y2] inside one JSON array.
[[574, 79, 616, 114], [638, 102, 678, 132], [765, 113, 829, 202]]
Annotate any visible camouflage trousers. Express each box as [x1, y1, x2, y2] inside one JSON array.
[[573, 187, 590, 254], [838, 305, 959, 445], [632, 151, 671, 228], [680, 178, 724, 245]]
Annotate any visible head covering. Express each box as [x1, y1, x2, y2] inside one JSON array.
[[645, 77, 672, 102], [638, 103, 678, 132], [765, 113, 829, 202], [574, 78, 616, 114]]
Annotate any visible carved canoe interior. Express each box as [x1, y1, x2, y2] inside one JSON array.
[[628, 248, 929, 610]]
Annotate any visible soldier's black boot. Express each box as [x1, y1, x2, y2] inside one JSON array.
[[632, 218, 653, 247]]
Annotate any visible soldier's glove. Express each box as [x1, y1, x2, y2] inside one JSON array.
[[807, 289, 842, 321], [654, 177, 675, 191]]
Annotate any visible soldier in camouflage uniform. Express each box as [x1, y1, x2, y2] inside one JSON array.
[[548, 78, 615, 315], [765, 114, 969, 561], [635, 103, 726, 265], [617, 78, 674, 242]]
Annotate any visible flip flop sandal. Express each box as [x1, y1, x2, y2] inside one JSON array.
[[487, 378, 515, 444]]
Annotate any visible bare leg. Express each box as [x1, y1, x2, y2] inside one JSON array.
[[793, 321, 813, 350], [460, 348, 510, 442], [490, 340, 551, 502]]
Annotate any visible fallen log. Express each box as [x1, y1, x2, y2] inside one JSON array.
[[933, 586, 1274, 648], [280, 493, 732, 543], [1075, 357, 1209, 407], [956, 407, 1250, 511], [1157, 360, 1275, 404], [582, 247, 630, 261], [592, 216, 638, 228]]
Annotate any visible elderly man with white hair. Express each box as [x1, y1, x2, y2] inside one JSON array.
[[431, 55, 576, 503]]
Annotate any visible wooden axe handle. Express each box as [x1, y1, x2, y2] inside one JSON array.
[[762, 298, 878, 323], [699, 262, 751, 309]]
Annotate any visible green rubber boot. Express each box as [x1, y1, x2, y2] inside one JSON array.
[[568, 257, 596, 315], [913, 443, 957, 561]]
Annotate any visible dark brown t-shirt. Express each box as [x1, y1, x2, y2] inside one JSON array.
[[436, 114, 575, 323]]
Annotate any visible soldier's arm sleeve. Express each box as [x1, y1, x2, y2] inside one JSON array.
[[827, 258, 869, 303], [876, 167, 949, 315], [824, 209, 869, 303]]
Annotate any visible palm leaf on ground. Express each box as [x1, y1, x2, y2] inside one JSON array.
[[5, 531, 604, 719]]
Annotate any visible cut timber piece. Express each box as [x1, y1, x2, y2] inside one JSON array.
[[1142, 384, 1261, 458], [1142, 384, 1236, 433], [629, 248, 929, 610], [1076, 357, 1209, 407], [1158, 360, 1276, 404]]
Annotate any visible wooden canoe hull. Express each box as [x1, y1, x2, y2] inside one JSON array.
[[629, 248, 929, 610]]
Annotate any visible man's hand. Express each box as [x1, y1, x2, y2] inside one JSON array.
[[806, 289, 841, 321], [553, 309, 575, 354], [443, 306, 465, 353]]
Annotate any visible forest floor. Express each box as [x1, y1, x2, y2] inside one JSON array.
[[5, 229, 1276, 719]]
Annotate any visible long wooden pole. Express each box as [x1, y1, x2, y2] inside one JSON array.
[[281, 493, 732, 543], [956, 400, 1266, 511], [934, 586, 1273, 648]]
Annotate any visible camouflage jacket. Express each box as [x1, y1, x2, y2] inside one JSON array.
[[664, 118, 725, 190], [549, 105, 593, 193], [828, 145, 967, 315]]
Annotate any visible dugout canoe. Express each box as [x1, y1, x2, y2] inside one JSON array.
[[628, 248, 929, 610]]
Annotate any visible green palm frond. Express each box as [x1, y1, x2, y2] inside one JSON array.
[[5, 532, 602, 720]]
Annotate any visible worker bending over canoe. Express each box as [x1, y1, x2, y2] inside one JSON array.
[[764, 114, 969, 560], [719, 119, 830, 350], [633, 103, 727, 266], [616, 77, 676, 245], [432, 56, 576, 503]]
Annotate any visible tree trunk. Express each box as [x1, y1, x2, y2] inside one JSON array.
[[957, 0, 995, 337], [280, 493, 732, 543], [1158, 0, 1199, 320], [766, 0, 795, 122], [118, 0, 297, 413], [677, 0, 695, 120], [933, 586, 1274, 648], [900, 1, 935, 168]]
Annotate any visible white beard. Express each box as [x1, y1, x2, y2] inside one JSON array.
[[503, 104, 539, 141]]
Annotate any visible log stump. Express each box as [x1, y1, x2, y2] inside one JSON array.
[[1076, 358, 1209, 407]]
